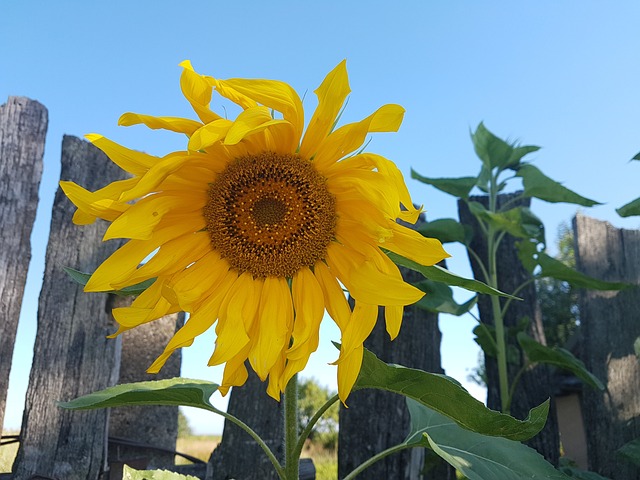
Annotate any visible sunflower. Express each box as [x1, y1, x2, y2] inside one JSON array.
[[61, 60, 449, 402]]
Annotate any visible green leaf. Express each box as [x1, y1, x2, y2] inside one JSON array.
[[472, 122, 516, 170], [617, 437, 640, 466], [516, 239, 540, 274], [632, 151, 640, 161], [414, 279, 478, 315], [59, 378, 219, 411], [123, 465, 200, 480], [537, 253, 630, 291], [411, 169, 477, 198], [616, 196, 640, 217], [515, 164, 601, 206], [417, 218, 473, 244], [356, 348, 548, 441], [517, 333, 604, 390], [386, 251, 519, 299], [63, 266, 156, 297], [473, 324, 498, 357], [471, 122, 541, 171], [405, 399, 569, 479], [468, 202, 545, 243], [634, 337, 640, 360]]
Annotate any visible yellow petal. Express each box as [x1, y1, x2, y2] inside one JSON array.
[[212, 77, 258, 110], [188, 119, 233, 151], [313, 104, 405, 169], [209, 273, 261, 366], [60, 179, 134, 224], [383, 222, 451, 266], [300, 60, 350, 158], [103, 192, 204, 241], [111, 278, 178, 332], [326, 242, 424, 306], [313, 261, 350, 330], [224, 106, 292, 146], [337, 344, 363, 404], [249, 276, 293, 380], [218, 344, 252, 396], [178, 60, 222, 124], [336, 301, 378, 362], [218, 78, 304, 142], [86, 220, 202, 291], [118, 112, 202, 136], [266, 352, 287, 401], [127, 231, 211, 284], [117, 152, 205, 203], [147, 269, 237, 373], [169, 251, 232, 311], [385, 305, 403, 340], [86, 134, 156, 176], [327, 153, 422, 223], [287, 267, 324, 359]]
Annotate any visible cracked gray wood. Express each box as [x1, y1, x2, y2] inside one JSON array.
[[573, 214, 640, 480], [0, 96, 47, 434]]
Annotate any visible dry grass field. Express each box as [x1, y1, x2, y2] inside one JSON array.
[[1, 432, 338, 479]]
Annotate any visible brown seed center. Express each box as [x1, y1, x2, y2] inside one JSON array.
[[252, 197, 287, 226], [203, 152, 336, 278]]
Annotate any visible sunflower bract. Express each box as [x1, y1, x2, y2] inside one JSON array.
[[60, 60, 450, 402]]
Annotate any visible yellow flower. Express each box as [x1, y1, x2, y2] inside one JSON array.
[[61, 60, 449, 402]]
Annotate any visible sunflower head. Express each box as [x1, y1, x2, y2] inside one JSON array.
[[61, 60, 449, 402]]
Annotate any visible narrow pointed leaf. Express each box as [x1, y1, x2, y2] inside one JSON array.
[[63, 266, 156, 296], [59, 378, 219, 411], [405, 400, 570, 480], [414, 279, 478, 315], [356, 348, 548, 441], [515, 164, 601, 206], [417, 218, 473, 244], [632, 151, 640, 161], [537, 253, 630, 290], [616, 196, 640, 217], [517, 333, 604, 390], [411, 169, 477, 198], [386, 251, 519, 299]]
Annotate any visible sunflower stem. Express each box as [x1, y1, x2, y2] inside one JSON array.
[[284, 374, 300, 480]]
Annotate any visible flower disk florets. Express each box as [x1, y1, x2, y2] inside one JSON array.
[[204, 152, 336, 279]]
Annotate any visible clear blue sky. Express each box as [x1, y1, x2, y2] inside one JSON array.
[[2, 1, 640, 435]]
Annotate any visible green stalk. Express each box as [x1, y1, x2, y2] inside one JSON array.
[[284, 374, 300, 480], [488, 172, 510, 413]]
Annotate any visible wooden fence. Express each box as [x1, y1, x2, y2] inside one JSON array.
[[1, 95, 639, 480]]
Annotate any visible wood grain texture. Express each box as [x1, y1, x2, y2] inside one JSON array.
[[573, 214, 640, 480], [0, 97, 47, 434], [458, 194, 560, 465], [12, 136, 125, 480]]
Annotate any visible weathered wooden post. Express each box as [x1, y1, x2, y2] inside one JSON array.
[[0, 97, 47, 434], [573, 214, 640, 480], [12, 136, 125, 480], [108, 309, 185, 472], [458, 194, 560, 465]]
